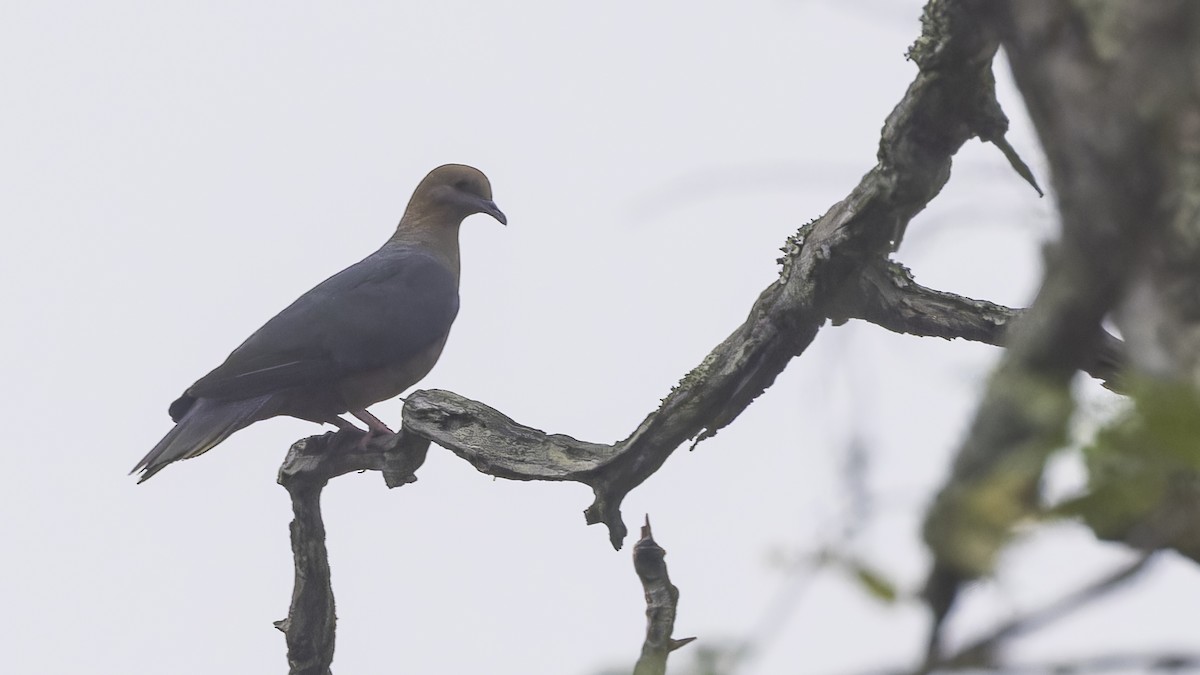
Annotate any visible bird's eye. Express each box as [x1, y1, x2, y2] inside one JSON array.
[[454, 179, 470, 191]]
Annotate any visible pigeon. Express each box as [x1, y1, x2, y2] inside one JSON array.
[[133, 164, 505, 482]]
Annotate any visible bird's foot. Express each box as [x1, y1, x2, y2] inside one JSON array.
[[328, 416, 376, 449]]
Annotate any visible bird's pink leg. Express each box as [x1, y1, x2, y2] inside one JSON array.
[[350, 408, 396, 432], [328, 416, 364, 432]]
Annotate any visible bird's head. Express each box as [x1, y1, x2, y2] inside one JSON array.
[[406, 164, 507, 227]]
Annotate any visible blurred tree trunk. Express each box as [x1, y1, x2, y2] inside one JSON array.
[[923, 0, 1200, 655]]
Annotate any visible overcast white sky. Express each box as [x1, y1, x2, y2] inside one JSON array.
[[5, 1, 1200, 674]]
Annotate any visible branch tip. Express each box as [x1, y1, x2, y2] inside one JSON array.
[[989, 134, 1044, 197], [669, 637, 697, 652]]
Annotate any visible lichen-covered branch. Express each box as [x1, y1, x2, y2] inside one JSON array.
[[575, 0, 1014, 548], [399, 391, 609, 482], [631, 518, 694, 675], [846, 261, 1125, 386]]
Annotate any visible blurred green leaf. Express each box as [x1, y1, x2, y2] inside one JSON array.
[[849, 561, 900, 604]]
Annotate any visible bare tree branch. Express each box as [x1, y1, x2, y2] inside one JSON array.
[[274, 431, 430, 675], [845, 261, 1125, 387], [632, 517, 694, 675]]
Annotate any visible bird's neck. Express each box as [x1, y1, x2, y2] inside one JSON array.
[[388, 217, 463, 280]]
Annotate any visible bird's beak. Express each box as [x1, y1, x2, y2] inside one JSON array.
[[479, 200, 507, 226]]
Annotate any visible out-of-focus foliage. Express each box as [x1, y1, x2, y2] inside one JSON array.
[[1062, 380, 1200, 561]]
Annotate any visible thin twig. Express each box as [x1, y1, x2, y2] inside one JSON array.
[[851, 651, 1200, 675], [929, 553, 1155, 671]]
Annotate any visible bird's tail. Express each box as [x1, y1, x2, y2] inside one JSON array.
[[132, 395, 272, 483]]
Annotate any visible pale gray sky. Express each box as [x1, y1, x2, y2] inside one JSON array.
[[4, 2, 1198, 674]]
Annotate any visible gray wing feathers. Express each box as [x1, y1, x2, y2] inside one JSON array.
[[185, 247, 458, 401], [137, 247, 459, 481], [133, 395, 273, 482]]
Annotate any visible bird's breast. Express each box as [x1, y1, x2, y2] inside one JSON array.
[[336, 333, 451, 411]]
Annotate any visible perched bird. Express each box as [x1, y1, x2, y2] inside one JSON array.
[[133, 164, 505, 482]]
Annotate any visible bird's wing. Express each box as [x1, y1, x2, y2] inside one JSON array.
[[186, 246, 459, 402]]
